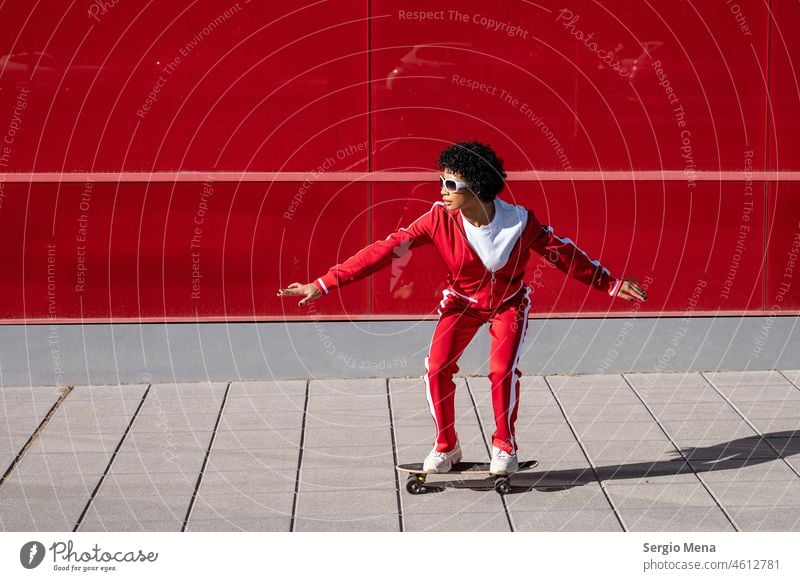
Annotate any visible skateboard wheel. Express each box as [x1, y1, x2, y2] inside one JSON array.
[[494, 478, 511, 495], [406, 477, 425, 495]]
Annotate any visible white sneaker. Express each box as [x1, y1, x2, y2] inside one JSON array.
[[490, 445, 519, 475], [423, 442, 462, 473]]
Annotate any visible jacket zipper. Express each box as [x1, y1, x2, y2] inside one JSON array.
[[489, 271, 496, 309]]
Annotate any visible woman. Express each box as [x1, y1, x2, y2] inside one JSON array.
[[278, 141, 647, 475]]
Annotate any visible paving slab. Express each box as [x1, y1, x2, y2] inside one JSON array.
[[661, 420, 758, 439], [199, 468, 297, 495], [294, 489, 398, 523], [512, 508, 622, 531], [66, 384, 149, 400], [306, 408, 395, 429], [547, 374, 630, 390], [121, 430, 214, 452], [622, 507, 735, 532], [189, 491, 294, 525], [306, 444, 397, 464], [704, 371, 793, 387], [86, 494, 189, 523], [688, 460, 799, 482], [586, 440, 682, 463], [0, 475, 98, 499], [505, 481, 610, 512], [593, 461, 697, 484], [404, 511, 510, 532], [223, 394, 305, 413], [129, 413, 218, 433], [13, 451, 112, 476], [727, 507, 800, 531], [78, 516, 183, 532], [512, 422, 577, 442], [205, 447, 300, 471], [43, 414, 134, 434], [137, 398, 222, 416], [109, 451, 201, 474], [575, 421, 668, 442], [554, 390, 642, 406], [633, 386, 728, 404], [625, 372, 709, 388], [299, 465, 394, 492], [146, 382, 227, 400], [98, 471, 197, 498], [0, 497, 85, 531], [502, 463, 595, 489], [605, 481, 719, 509], [646, 402, 743, 420], [185, 516, 289, 532], [293, 512, 400, 532], [303, 425, 393, 448], [521, 441, 586, 462], [703, 479, 800, 507], [710, 385, 800, 402], [750, 417, 800, 432], [212, 426, 302, 449], [562, 403, 654, 423], [735, 400, 800, 418], [217, 411, 305, 431], [27, 433, 126, 454], [228, 380, 307, 398]]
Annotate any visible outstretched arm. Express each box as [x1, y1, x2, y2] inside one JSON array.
[[528, 218, 646, 303], [277, 203, 438, 307]]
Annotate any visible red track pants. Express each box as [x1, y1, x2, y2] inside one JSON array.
[[424, 286, 531, 455]]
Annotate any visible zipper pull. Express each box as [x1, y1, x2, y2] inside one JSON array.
[[489, 271, 496, 308]]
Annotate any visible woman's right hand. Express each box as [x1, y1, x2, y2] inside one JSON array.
[[277, 282, 322, 306]]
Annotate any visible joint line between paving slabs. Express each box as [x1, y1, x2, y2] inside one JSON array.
[[0, 386, 74, 491], [699, 372, 800, 480], [621, 374, 741, 531], [465, 378, 514, 532], [543, 376, 628, 532], [180, 381, 232, 532], [72, 384, 152, 531], [386, 378, 405, 532], [289, 380, 310, 533], [777, 370, 800, 393]]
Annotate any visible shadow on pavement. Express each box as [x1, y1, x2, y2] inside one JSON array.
[[505, 430, 800, 494]]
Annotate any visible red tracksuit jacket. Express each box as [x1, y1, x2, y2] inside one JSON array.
[[313, 201, 622, 309]]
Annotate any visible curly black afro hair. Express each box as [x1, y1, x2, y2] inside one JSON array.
[[437, 141, 507, 202]]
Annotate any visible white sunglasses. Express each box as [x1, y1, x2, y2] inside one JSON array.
[[439, 175, 471, 192]]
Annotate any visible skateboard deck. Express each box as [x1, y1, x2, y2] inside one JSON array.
[[396, 460, 538, 495]]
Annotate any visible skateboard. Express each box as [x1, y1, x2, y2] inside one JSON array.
[[396, 460, 538, 495]]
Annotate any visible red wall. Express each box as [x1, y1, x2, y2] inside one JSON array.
[[0, 0, 797, 321]]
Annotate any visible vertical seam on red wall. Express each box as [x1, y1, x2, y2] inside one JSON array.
[[763, 0, 774, 313], [367, 0, 373, 315]]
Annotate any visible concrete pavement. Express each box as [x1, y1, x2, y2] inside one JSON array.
[[2, 370, 800, 532]]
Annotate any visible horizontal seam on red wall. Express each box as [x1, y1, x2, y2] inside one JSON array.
[[5, 311, 799, 325], [1, 171, 800, 183]]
